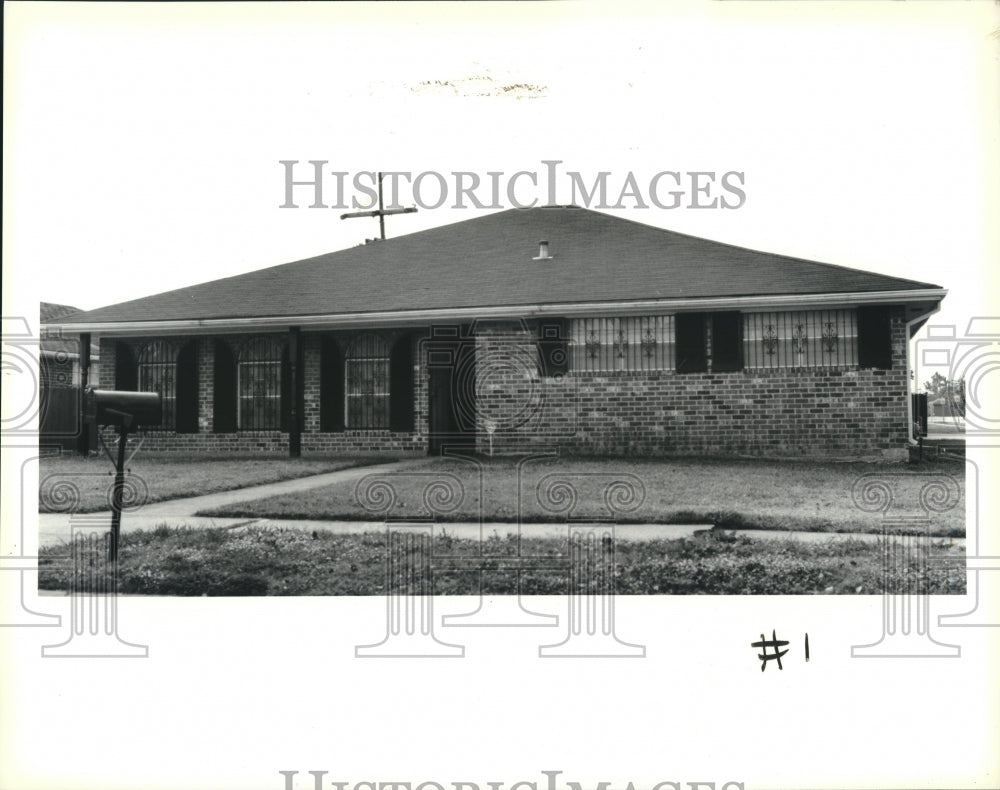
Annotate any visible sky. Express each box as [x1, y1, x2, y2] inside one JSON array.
[[3, 5, 1000, 789]]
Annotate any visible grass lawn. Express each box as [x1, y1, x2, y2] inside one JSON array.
[[38, 453, 399, 514], [36, 524, 966, 596], [197, 455, 966, 537]]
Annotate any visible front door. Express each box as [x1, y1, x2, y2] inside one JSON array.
[[426, 326, 476, 454]]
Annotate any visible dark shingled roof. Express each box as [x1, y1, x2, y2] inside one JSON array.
[[56, 207, 941, 324], [40, 303, 99, 355], [40, 302, 84, 323]]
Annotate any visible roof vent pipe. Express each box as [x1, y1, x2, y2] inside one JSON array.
[[533, 240, 553, 261]]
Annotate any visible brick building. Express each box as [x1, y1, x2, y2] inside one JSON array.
[[45, 207, 946, 460], [39, 302, 101, 450], [40, 302, 101, 390]]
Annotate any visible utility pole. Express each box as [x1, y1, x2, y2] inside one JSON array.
[[340, 172, 417, 240]]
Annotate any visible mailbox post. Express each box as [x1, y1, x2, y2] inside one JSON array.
[[84, 389, 162, 562]]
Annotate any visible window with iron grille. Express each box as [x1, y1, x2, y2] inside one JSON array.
[[346, 334, 390, 429], [570, 316, 675, 372], [237, 337, 284, 430], [743, 310, 857, 369], [137, 341, 177, 429]]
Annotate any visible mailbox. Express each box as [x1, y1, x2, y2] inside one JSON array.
[[84, 388, 162, 428]]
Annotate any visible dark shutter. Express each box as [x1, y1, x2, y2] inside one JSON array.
[[858, 306, 892, 369], [675, 313, 707, 373], [115, 342, 137, 390], [320, 336, 345, 432], [711, 312, 742, 372], [389, 333, 415, 432], [175, 340, 199, 434], [536, 318, 569, 377], [213, 340, 237, 433]]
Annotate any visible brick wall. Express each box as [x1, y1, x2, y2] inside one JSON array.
[[98, 337, 116, 390], [473, 308, 910, 460], [97, 332, 428, 456], [197, 338, 214, 433], [92, 308, 911, 460]]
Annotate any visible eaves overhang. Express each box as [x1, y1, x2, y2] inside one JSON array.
[[46, 288, 948, 337]]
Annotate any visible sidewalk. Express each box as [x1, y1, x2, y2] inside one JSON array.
[[236, 519, 965, 547], [39, 513, 966, 553]]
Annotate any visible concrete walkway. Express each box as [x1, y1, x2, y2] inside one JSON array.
[[246, 519, 714, 542]]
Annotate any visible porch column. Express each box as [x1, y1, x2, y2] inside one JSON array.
[[288, 326, 302, 457], [77, 332, 91, 456]]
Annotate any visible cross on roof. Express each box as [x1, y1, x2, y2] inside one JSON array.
[[340, 172, 418, 240]]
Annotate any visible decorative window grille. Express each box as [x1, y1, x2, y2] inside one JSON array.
[[345, 334, 390, 429], [570, 316, 675, 372], [237, 337, 284, 430], [137, 340, 177, 429], [743, 310, 857, 369]]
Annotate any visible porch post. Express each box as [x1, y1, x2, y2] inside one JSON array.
[[289, 326, 302, 457], [77, 332, 91, 456]]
